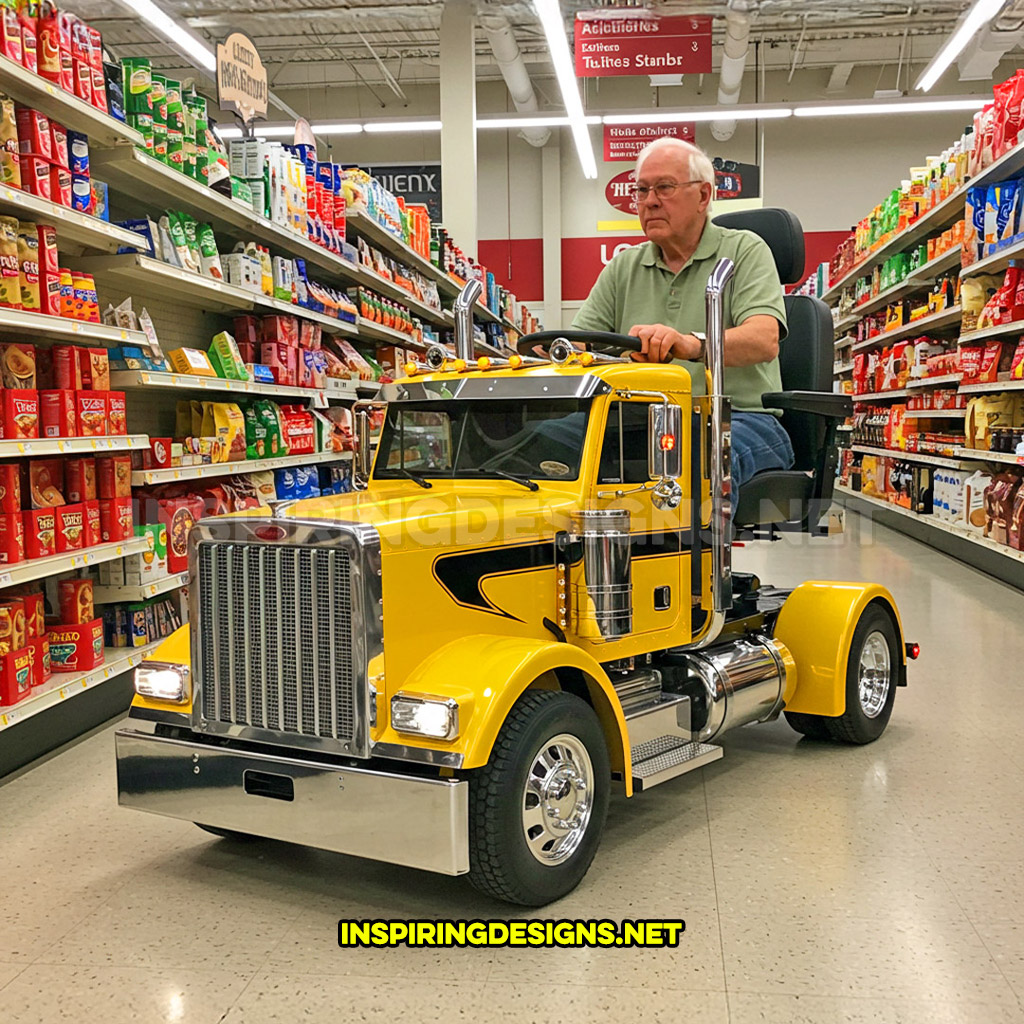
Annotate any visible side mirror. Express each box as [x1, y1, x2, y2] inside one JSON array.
[[647, 402, 683, 511], [648, 402, 682, 481]]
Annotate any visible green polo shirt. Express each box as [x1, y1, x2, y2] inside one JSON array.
[[572, 220, 788, 414]]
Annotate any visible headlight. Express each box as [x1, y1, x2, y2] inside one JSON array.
[[390, 692, 459, 740], [134, 662, 191, 704]]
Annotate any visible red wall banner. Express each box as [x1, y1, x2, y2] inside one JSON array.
[[604, 122, 695, 162], [574, 15, 712, 78]]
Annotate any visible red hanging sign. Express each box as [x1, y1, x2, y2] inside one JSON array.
[[574, 15, 712, 78], [603, 121, 696, 162]]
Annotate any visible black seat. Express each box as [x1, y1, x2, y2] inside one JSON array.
[[712, 208, 851, 535]]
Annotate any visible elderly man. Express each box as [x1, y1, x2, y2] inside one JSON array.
[[572, 137, 794, 494]]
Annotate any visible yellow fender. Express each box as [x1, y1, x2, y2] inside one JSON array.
[[380, 635, 634, 793], [774, 582, 905, 717], [130, 624, 193, 716]]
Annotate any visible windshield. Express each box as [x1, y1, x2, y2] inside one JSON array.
[[375, 399, 591, 481]]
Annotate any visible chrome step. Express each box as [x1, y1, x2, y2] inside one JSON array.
[[631, 740, 723, 792]]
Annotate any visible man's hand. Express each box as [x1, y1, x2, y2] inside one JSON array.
[[628, 324, 702, 363]]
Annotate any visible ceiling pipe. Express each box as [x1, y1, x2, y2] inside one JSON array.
[[710, 0, 751, 142], [479, 11, 551, 147]]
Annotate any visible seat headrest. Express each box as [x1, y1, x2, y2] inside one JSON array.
[[711, 207, 805, 285]]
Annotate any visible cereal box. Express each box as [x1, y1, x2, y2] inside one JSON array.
[[83, 498, 101, 547], [2, 389, 39, 439], [75, 390, 106, 436], [23, 507, 55, 558], [55, 502, 84, 552], [48, 618, 104, 672], [0, 512, 24, 564]]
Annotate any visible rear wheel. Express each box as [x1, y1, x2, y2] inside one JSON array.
[[466, 689, 610, 906]]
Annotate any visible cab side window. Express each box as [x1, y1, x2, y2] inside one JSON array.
[[597, 402, 650, 484]]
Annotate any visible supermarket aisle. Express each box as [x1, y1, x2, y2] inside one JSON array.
[[0, 512, 1023, 1024]]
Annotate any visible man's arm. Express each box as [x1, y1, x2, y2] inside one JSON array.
[[629, 315, 779, 365]]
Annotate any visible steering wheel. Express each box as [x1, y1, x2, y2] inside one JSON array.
[[516, 329, 644, 357]]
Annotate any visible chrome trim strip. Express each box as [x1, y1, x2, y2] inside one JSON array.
[[454, 279, 482, 362], [370, 740, 465, 769], [381, 374, 613, 403], [115, 730, 469, 876]]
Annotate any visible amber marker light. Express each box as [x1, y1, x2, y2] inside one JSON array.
[[579, 351, 595, 366], [477, 356, 491, 371], [403, 362, 419, 376], [453, 358, 467, 371], [509, 354, 523, 369]]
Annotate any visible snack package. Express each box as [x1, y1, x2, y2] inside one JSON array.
[[98, 495, 133, 542], [48, 618, 104, 672], [197, 222, 222, 279], [23, 458, 64, 508], [64, 457, 97, 502], [24, 507, 55, 558], [0, 463, 20, 512], [2, 389, 38, 439], [96, 455, 132, 498], [58, 578, 94, 625], [78, 347, 110, 390], [243, 402, 268, 458], [0, 598, 25, 656], [107, 390, 127, 435], [0, 342, 35, 388], [0, 648, 32, 706], [200, 402, 246, 462], [75, 390, 106, 436], [0, 511, 24, 564], [208, 331, 248, 380], [55, 501, 84, 552], [0, 215, 21, 308], [83, 498, 101, 546], [17, 224, 40, 312], [168, 347, 216, 377], [256, 399, 286, 456]]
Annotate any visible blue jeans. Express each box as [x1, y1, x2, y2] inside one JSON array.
[[732, 412, 794, 493]]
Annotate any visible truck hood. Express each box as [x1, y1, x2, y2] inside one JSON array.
[[278, 484, 581, 550]]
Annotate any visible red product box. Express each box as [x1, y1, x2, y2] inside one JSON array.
[[20, 17, 37, 74], [98, 495, 132, 542], [237, 341, 257, 364], [0, 647, 32, 705], [79, 347, 110, 390], [262, 315, 299, 346], [261, 342, 292, 385], [1, 8, 21, 65], [75, 390, 106, 436], [28, 634, 50, 686], [16, 108, 51, 160], [48, 618, 104, 673], [16, 591, 44, 640], [0, 512, 24, 564], [106, 390, 126, 435], [96, 455, 131, 498], [53, 345, 83, 390], [18, 155, 52, 201], [0, 464, 20, 512], [281, 406, 315, 454], [64, 457, 96, 502], [24, 507, 55, 559], [158, 495, 203, 573], [83, 498, 100, 546], [56, 12, 75, 92], [39, 272, 60, 317], [49, 120, 68, 169], [2, 389, 39, 440], [73, 57, 92, 105], [54, 502, 84, 552], [37, 4, 64, 83], [143, 437, 171, 470], [37, 224, 58, 276], [40, 389, 76, 437], [49, 164, 72, 208]]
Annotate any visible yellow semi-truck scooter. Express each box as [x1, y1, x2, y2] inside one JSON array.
[[115, 261, 913, 906]]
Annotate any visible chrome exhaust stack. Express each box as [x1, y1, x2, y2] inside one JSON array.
[[453, 279, 482, 363], [567, 509, 633, 640]]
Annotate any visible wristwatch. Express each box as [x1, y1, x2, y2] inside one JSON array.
[[691, 331, 707, 361]]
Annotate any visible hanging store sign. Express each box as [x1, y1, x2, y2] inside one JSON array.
[[603, 121, 696, 162], [574, 15, 712, 78], [364, 162, 443, 221], [216, 31, 268, 125]]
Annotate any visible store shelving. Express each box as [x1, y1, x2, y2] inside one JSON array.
[[0, 435, 148, 458], [0, 308, 149, 346], [850, 444, 982, 469], [853, 388, 909, 402], [110, 369, 333, 403], [907, 373, 962, 389], [0, 54, 145, 149], [131, 450, 351, 486], [850, 306, 962, 352], [834, 360, 854, 374], [0, 184, 145, 254], [833, 312, 860, 336], [958, 321, 1024, 346], [93, 572, 191, 605], [356, 316, 428, 349], [839, 249, 961, 322], [953, 447, 1024, 465], [0, 640, 161, 732], [358, 266, 452, 327], [959, 378, 1024, 395], [325, 377, 377, 400], [0, 536, 150, 590], [960, 238, 1024, 279], [822, 136, 1024, 304], [901, 408, 966, 419], [346, 209, 451, 291]]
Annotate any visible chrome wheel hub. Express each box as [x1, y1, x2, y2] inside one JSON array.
[[858, 631, 891, 718], [521, 732, 594, 864]]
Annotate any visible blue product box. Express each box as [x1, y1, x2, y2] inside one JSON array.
[[116, 218, 158, 256], [67, 130, 89, 175], [91, 180, 109, 221], [248, 363, 275, 384]]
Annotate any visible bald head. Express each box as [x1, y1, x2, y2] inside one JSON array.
[[635, 137, 716, 194]]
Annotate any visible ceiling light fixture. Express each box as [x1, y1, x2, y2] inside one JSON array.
[[117, 0, 216, 72], [363, 120, 443, 133], [311, 123, 364, 134], [477, 115, 602, 129], [533, 0, 598, 179], [796, 98, 987, 117], [603, 108, 792, 125], [915, 0, 1008, 92]]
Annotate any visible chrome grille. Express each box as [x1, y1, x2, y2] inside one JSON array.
[[197, 541, 355, 743]]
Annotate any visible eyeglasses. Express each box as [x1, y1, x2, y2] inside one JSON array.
[[629, 180, 705, 202]]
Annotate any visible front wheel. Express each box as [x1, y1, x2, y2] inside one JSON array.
[[466, 689, 610, 906]]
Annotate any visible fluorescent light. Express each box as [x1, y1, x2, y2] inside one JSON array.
[[477, 115, 602, 129], [117, 0, 216, 72], [916, 0, 1007, 92], [795, 98, 987, 117], [603, 108, 792, 125], [211, 124, 295, 140], [364, 120, 442, 133], [533, 0, 597, 179], [312, 123, 364, 135], [215, 126, 242, 140]]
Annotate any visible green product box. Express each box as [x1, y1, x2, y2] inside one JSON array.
[[152, 121, 167, 164], [230, 176, 253, 206], [150, 74, 168, 127], [209, 330, 250, 381], [166, 127, 185, 172], [122, 60, 153, 115], [131, 523, 168, 580]]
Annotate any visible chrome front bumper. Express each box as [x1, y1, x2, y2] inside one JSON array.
[[115, 730, 469, 875]]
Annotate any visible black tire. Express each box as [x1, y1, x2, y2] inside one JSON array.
[[466, 689, 610, 906], [784, 710, 833, 740], [194, 823, 258, 841], [825, 603, 899, 744]]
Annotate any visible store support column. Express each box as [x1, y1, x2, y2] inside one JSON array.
[[542, 137, 563, 329], [440, 0, 477, 258]]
